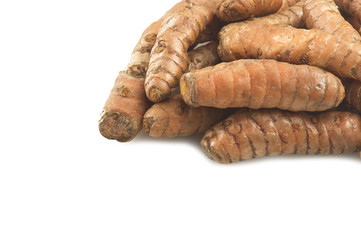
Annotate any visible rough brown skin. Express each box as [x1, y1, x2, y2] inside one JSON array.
[[201, 109, 361, 163], [143, 41, 224, 138], [218, 23, 361, 82], [303, 0, 361, 44], [334, 0, 361, 27], [99, 1, 187, 142], [180, 59, 345, 111], [143, 94, 232, 138], [99, 72, 150, 142], [145, 0, 218, 103], [216, 0, 283, 23], [343, 79, 361, 113]]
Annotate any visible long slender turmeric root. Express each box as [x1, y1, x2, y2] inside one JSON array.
[[216, 0, 283, 23], [180, 59, 344, 111], [143, 41, 226, 138], [145, 0, 218, 103], [218, 23, 361, 82], [201, 109, 361, 163], [343, 79, 361, 113], [99, 1, 186, 142], [303, 0, 361, 43]]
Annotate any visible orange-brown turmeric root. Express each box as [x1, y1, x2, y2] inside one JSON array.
[[127, 1, 187, 77], [180, 59, 344, 111], [303, 0, 361, 43], [99, 72, 150, 142], [343, 79, 361, 113], [143, 94, 232, 138], [143, 41, 223, 138], [99, 1, 186, 142], [201, 109, 361, 163], [218, 23, 361, 82], [145, 0, 217, 103], [216, 0, 283, 23]]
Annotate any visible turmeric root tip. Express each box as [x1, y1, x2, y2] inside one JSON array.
[[99, 112, 139, 142]]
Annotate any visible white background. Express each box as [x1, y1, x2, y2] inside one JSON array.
[[1, 0, 361, 239]]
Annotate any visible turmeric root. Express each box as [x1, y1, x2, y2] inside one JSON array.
[[216, 0, 283, 23], [303, 0, 361, 43], [143, 94, 232, 138], [218, 23, 361, 82], [127, 1, 187, 77], [143, 41, 225, 138], [145, 0, 217, 103], [201, 109, 361, 163], [180, 59, 344, 111], [246, 1, 305, 28], [343, 79, 361, 113], [99, 1, 186, 142]]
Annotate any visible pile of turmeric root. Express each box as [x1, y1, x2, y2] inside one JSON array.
[[99, 0, 361, 163]]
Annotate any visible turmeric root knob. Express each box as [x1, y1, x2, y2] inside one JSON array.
[[99, 72, 150, 142], [99, 112, 139, 142]]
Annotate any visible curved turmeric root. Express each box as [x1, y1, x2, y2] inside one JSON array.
[[303, 0, 361, 43], [180, 59, 344, 111], [343, 79, 361, 113], [145, 0, 217, 103], [218, 23, 361, 82], [99, 1, 186, 142], [144, 41, 225, 138], [216, 0, 283, 23], [201, 109, 361, 163]]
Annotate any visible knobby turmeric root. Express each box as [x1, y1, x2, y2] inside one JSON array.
[[216, 0, 283, 23], [201, 109, 361, 163], [143, 41, 228, 138], [343, 79, 361, 113], [218, 23, 361, 82], [303, 0, 361, 43], [145, 0, 218, 103], [180, 59, 344, 111], [99, 1, 186, 142]]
